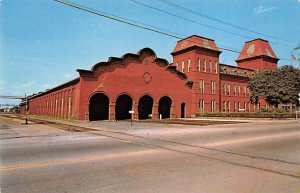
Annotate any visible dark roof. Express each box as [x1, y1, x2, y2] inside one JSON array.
[[26, 78, 80, 100], [171, 35, 220, 55]]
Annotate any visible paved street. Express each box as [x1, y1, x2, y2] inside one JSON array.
[[1, 116, 300, 193]]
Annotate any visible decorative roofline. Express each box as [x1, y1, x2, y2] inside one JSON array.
[[76, 47, 192, 85]]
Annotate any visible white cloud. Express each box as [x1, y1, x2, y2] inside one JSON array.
[[254, 6, 277, 15], [64, 73, 73, 78], [19, 81, 35, 89], [42, 84, 52, 90]]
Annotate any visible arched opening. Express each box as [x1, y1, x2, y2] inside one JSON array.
[[115, 94, 133, 120], [181, 103, 186, 118], [138, 95, 153, 119], [89, 93, 109, 121], [158, 96, 172, 119]]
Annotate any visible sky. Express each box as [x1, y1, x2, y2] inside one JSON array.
[[1, 0, 300, 105]]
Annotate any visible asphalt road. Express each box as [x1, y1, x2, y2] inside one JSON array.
[[1, 117, 300, 193]]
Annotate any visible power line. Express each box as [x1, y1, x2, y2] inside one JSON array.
[[157, 0, 295, 44], [53, 0, 289, 61], [130, 0, 291, 49], [129, 0, 255, 40]]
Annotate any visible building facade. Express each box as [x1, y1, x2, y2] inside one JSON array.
[[20, 35, 279, 121]]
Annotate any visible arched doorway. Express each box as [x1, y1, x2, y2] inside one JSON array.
[[115, 94, 133, 120], [181, 103, 186, 118], [89, 93, 109, 121], [158, 96, 172, 119], [138, 95, 153, 119]]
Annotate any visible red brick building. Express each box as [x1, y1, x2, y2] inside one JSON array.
[[20, 35, 279, 121]]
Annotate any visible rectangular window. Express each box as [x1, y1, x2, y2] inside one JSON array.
[[228, 101, 231, 113], [211, 81, 216, 94], [203, 59, 206, 72], [197, 58, 201, 71], [244, 86, 247, 97], [199, 80, 205, 93], [188, 58, 191, 72], [234, 85, 237, 96], [238, 86, 241, 96], [209, 61, 212, 73], [227, 84, 230, 96], [238, 102, 241, 111], [234, 102, 237, 112], [214, 61, 218, 74], [211, 100, 215, 113], [199, 99, 205, 113], [182, 60, 185, 73], [223, 101, 226, 112], [223, 84, 226, 95]]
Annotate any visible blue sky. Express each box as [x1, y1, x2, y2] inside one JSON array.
[[1, 0, 300, 105]]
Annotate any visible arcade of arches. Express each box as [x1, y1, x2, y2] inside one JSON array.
[[89, 93, 172, 121]]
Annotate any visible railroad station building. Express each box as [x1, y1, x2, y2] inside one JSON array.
[[20, 35, 279, 121]]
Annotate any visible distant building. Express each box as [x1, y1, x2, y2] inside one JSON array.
[[20, 35, 279, 121]]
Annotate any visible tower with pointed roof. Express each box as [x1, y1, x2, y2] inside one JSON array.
[[236, 39, 279, 72]]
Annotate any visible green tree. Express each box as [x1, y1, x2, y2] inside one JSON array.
[[248, 65, 300, 108]]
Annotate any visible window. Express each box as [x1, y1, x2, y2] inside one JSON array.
[[227, 84, 231, 95], [238, 86, 241, 96], [211, 100, 216, 112], [244, 86, 247, 97], [211, 81, 216, 94], [199, 80, 205, 93], [182, 60, 185, 73], [203, 59, 207, 72], [197, 58, 201, 71], [214, 61, 218, 74], [234, 102, 237, 112], [228, 101, 231, 112], [209, 61, 212, 73], [238, 102, 241, 111], [188, 58, 191, 72], [223, 84, 226, 95], [234, 85, 237, 96], [199, 99, 205, 113], [223, 101, 227, 112]]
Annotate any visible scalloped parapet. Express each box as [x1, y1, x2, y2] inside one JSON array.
[[76, 47, 192, 85]]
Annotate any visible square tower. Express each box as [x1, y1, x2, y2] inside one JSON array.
[[171, 35, 222, 114]]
